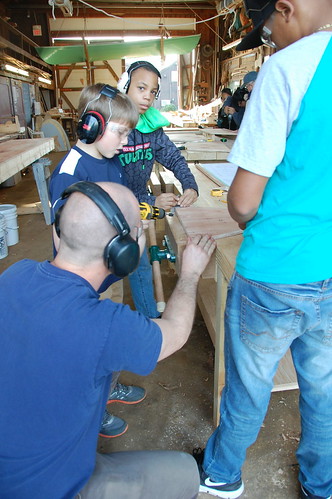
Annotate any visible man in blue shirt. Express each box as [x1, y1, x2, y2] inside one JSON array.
[[0, 181, 216, 499]]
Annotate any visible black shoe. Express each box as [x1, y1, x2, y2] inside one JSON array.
[[99, 410, 128, 438], [193, 447, 244, 498], [300, 484, 332, 499], [193, 447, 205, 467]]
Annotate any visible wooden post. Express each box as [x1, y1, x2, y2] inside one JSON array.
[[148, 221, 166, 314]]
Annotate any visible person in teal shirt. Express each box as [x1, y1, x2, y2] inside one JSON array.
[[194, 1, 332, 499]]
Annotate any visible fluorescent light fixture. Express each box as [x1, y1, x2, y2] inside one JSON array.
[[222, 39, 242, 51], [38, 76, 52, 85], [4, 64, 29, 76]]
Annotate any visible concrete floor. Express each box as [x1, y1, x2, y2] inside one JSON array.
[[0, 152, 302, 498]]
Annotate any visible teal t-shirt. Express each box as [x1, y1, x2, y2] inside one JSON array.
[[236, 38, 332, 284]]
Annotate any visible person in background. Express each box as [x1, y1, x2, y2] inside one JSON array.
[[0, 180, 216, 499], [194, 0, 332, 498], [117, 61, 199, 319], [218, 86, 249, 130], [221, 87, 233, 103], [222, 71, 258, 129], [49, 84, 146, 440], [241, 70, 258, 95], [217, 88, 233, 128]]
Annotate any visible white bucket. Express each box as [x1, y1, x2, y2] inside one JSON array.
[[0, 214, 8, 259], [0, 204, 19, 246]]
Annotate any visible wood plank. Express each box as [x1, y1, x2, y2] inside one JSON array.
[[0, 138, 55, 184], [175, 206, 241, 279], [185, 141, 230, 153], [202, 128, 238, 139], [175, 206, 241, 240], [159, 170, 183, 196], [160, 171, 174, 193], [148, 171, 161, 196], [196, 162, 237, 188], [197, 278, 216, 345]]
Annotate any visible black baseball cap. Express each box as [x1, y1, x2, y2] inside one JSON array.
[[236, 0, 277, 51]]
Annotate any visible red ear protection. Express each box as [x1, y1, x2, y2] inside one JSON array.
[[76, 111, 106, 144], [76, 85, 120, 144]]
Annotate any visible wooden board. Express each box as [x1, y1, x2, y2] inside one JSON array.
[[173, 206, 242, 279], [0, 138, 55, 184], [202, 127, 238, 138], [175, 206, 241, 240], [196, 162, 238, 187], [165, 132, 206, 144], [185, 141, 230, 153], [181, 140, 231, 161]]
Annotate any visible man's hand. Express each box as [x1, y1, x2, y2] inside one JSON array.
[[155, 193, 179, 210], [178, 188, 198, 207], [156, 233, 216, 361], [224, 106, 236, 115], [181, 234, 216, 279]]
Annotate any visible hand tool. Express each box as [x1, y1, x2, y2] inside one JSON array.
[[140, 202, 165, 220], [148, 223, 176, 314], [210, 188, 228, 203]]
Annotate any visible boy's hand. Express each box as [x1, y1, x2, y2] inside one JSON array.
[[178, 188, 198, 207], [155, 193, 179, 210], [180, 235, 216, 279]]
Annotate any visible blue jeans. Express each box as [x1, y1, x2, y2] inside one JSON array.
[[128, 248, 159, 318], [204, 271, 332, 497]]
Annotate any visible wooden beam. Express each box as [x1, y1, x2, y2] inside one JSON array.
[[50, 29, 196, 38], [83, 39, 91, 85], [0, 35, 51, 69], [60, 91, 75, 111], [103, 60, 119, 81], [59, 64, 77, 88]]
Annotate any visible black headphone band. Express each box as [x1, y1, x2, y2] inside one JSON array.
[[55, 181, 140, 278], [80, 84, 119, 120], [60, 181, 130, 237], [124, 62, 161, 98], [99, 84, 119, 101], [127, 61, 161, 80]]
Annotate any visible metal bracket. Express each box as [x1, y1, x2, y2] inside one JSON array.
[[149, 234, 176, 264]]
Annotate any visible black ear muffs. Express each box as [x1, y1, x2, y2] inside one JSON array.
[[76, 85, 120, 144], [54, 181, 140, 278], [104, 234, 140, 278]]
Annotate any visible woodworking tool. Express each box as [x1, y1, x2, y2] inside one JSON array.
[[148, 224, 176, 314], [211, 188, 226, 197], [140, 202, 165, 220], [149, 235, 176, 265]]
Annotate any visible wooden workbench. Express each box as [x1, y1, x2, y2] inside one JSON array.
[[164, 163, 298, 425], [0, 138, 55, 185], [165, 128, 234, 162]]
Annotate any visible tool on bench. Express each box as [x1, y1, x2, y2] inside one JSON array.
[[211, 188, 227, 196], [210, 188, 228, 203]]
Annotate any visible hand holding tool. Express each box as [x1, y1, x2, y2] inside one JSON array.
[[140, 202, 165, 220]]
